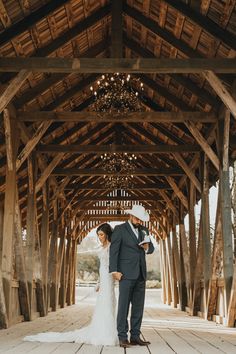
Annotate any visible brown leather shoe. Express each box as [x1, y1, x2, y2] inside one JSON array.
[[130, 337, 151, 346], [119, 339, 131, 348]]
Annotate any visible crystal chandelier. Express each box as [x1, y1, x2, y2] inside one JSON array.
[[89, 73, 144, 113], [101, 152, 137, 189]]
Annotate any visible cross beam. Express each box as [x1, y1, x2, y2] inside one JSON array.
[[51, 168, 184, 176], [17, 111, 217, 123], [37, 144, 201, 153], [0, 58, 236, 73]]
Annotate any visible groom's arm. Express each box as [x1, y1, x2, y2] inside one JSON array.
[[146, 240, 154, 254], [109, 225, 122, 273]]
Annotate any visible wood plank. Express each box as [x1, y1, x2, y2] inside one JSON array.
[[203, 71, 236, 120], [37, 144, 201, 153], [17, 110, 217, 123], [0, 0, 70, 47], [163, 0, 236, 50], [0, 71, 30, 113], [0, 57, 236, 73], [185, 121, 220, 170]]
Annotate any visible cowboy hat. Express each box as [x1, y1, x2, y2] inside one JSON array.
[[125, 204, 150, 222]]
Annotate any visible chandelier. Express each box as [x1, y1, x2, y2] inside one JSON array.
[[89, 73, 144, 113], [101, 152, 137, 189]]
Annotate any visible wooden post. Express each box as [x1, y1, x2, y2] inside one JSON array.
[[14, 196, 30, 321], [0, 198, 8, 327], [25, 155, 36, 318], [71, 239, 77, 305], [171, 221, 181, 309], [159, 239, 167, 304], [2, 108, 19, 325], [201, 154, 211, 317], [40, 183, 49, 314], [218, 109, 233, 318], [179, 206, 189, 310], [188, 181, 196, 311], [227, 263, 236, 326], [49, 202, 59, 311], [207, 194, 222, 320]]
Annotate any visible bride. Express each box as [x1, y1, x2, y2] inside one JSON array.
[[24, 223, 119, 346]]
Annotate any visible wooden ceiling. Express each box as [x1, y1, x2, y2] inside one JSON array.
[[0, 0, 236, 237]]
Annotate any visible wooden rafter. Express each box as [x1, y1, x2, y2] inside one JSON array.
[[0, 70, 31, 113], [185, 121, 220, 170], [203, 71, 236, 120]]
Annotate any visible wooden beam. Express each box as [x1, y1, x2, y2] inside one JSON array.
[[164, 0, 236, 51], [64, 183, 172, 191], [80, 215, 156, 221], [185, 121, 220, 170], [37, 144, 201, 153], [0, 71, 30, 113], [111, 0, 123, 58], [0, 3, 111, 84], [36, 153, 64, 193], [17, 110, 217, 123], [71, 196, 162, 202], [1, 57, 236, 74], [14, 39, 108, 108], [52, 167, 184, 176], [166, 177, 188, 209], [174, 152, 201, 192], [16, 121, 52, 171], [203, 71, 236, 120]]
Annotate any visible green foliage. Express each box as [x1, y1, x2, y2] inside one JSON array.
[[77, 253, 100, 280], [147, 270, 161, 281]]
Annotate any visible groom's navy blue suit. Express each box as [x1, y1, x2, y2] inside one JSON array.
[[109, 221, 154, 341]]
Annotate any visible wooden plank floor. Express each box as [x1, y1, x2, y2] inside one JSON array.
[[0, 288, 236, 353]]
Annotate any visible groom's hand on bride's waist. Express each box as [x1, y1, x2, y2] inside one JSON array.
[[112, 272, 123, 281]]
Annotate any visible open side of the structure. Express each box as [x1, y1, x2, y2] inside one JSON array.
[[0, 0, 236, 329]]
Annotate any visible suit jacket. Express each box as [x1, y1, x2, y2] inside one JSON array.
[[109, 221, 154, 280]]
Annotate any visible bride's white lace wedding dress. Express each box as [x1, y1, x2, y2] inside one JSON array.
[[24, 245, 119, 346]]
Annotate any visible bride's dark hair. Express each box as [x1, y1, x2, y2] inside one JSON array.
[[96, 223, 113, 242]]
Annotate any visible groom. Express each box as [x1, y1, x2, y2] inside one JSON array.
[[109, 204, 154, 348]]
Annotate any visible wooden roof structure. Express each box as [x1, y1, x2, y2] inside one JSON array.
[[0, 0, 236, 329]]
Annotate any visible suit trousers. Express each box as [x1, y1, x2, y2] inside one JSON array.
[[117, 270, 146, 340]]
